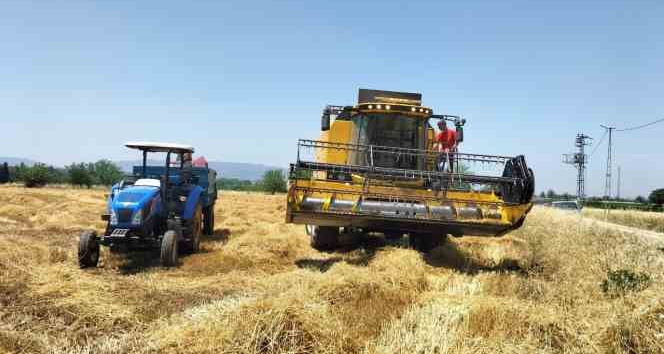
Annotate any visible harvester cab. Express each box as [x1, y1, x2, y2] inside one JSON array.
[[78, 142, 218, 268], [287, 89, 535, 251]]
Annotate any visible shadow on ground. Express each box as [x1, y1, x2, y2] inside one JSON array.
[[425, 241, 526, 275], [110, 246, 214, 275], [296, 234, 529, 276], [204, 228, 231, 243]]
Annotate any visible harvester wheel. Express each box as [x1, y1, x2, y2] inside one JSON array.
[[384, 231, 403, 240], [410, 233, 446, 252], [78, 230, 99, 268], [160, 230, 179, 267], [309, 226, 340, 251], [203, 204, 215, 235]]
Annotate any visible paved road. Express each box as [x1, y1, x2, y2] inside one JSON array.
[[582, 216, 664, 246]]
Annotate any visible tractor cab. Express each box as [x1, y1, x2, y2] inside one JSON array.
[[79, 142, 218, 269]]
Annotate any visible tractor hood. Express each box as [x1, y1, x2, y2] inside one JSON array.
[[111, 186, 159, 211]]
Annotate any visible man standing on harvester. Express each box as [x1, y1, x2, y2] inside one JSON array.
[[434, 120, 458, 173]]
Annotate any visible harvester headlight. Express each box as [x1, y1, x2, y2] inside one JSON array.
[[131, 209, 143, 225], [385, 105, 391, 110], [419, 108, 423, 112], [411, 107, 416, 112], [179, 196, 187, 202], [368, 104, 373, 109], [110, 209, 118, 225], [376, 104, 382, 109]]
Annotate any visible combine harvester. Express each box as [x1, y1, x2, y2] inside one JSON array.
[[286, 89, 535, 251]]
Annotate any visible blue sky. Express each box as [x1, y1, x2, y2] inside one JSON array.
[[1, 0, 662, 197]]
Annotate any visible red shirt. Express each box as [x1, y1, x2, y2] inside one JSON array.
[[436, 129, 457, 150]]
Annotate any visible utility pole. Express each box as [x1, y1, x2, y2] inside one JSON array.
[[600, 125, 615, 199], [617, 165, 621, 200], [563, 133, 592, 201]]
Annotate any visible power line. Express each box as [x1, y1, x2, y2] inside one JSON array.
[[590, 129, 608, 157], [616, 117, 664, 132]]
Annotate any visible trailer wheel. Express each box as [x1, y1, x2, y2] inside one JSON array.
[[310, 226, 340, 251], [185, 204, 202, 253], [160, 230, 179, 267], [203, 204, 215, 235], [78, 230, 99, 268], [409, 233, 446, 252]]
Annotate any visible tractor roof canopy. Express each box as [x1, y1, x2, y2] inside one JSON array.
[[125, 141, 194, 154]]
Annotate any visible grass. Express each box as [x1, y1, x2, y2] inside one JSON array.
[[0, 184, 663, 353], [584, 207, 664, 233]]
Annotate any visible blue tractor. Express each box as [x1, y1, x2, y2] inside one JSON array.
[[78, 142, 218, 268]]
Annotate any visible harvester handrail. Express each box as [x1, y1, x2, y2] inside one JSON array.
[[293, 161, 520, 184], [297, 139, 514, 163]]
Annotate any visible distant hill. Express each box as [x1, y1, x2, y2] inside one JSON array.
[[0, 157, 42, 166], [114, 160, 284, 181]]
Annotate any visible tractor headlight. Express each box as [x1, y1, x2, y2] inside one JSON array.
[[131, 209, 143, 225], [110, 209, 118, 225]]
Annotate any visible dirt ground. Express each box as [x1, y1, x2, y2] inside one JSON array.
[[0, 185, 663, 353]]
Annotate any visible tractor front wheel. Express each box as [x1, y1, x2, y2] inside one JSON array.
[[78, 230, 100, 268], [203, 204, 215, 235], [160, 230, 179, 267], [308, 225, 340, 251]]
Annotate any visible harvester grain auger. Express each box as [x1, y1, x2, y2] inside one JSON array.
[[285, 89, 535, 251]]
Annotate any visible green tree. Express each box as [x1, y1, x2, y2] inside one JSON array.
[[0, 162, 8, 183], [648, 188, 664, 205], [539, 191, 546, 198], [634, 195, 647, 204], [14, 162, 26, 182], [260, 169, 287, 194], [67, 163, 94, 188], [22, 164, 52, 188], [546, 189, 556, 198], [93, 160, 124, 185]]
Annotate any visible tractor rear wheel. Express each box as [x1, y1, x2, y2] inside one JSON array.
[[160, 230, 179, 267], [309, 225, 340, 251], [185, 204, 203, 253], [203, 204, 215, 235], [78, 230, 99, 268]]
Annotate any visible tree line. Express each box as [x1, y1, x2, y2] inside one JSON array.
[[539, 188, 664, 206], [0, 160, 124, 188], [216, 170, 287, 194]]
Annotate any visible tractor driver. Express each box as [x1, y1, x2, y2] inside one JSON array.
[[434, 120, 458, 173]]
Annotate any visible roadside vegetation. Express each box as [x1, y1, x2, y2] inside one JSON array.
[[0, 160, 124, 188], [0, 185, 662, 353], [216, 169, 287, 194], [583, 207, 664, 233]]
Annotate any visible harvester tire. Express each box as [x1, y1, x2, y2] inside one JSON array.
[[161, 230, 179, 267], [310, 226, 340, 251], [203, 204, 215, 235], [410, 233, 446, 252], [78, 230, 99, 268]]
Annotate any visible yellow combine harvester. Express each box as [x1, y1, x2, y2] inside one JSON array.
[[286, 89, 535, 251]]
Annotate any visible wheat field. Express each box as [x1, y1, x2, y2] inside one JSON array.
[[583, 207, 664, 234], [0, 185, 663, 354]]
